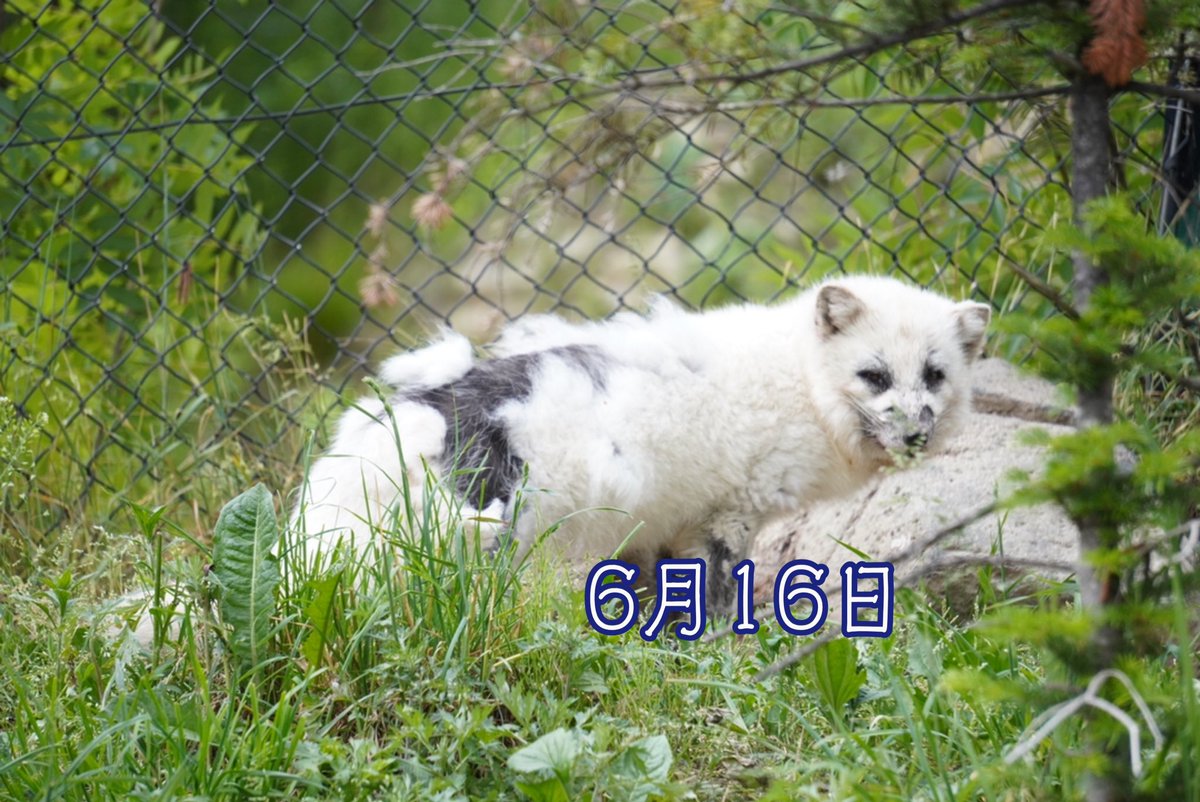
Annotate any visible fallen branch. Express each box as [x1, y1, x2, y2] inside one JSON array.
[[1005, 669, 1163, 777]]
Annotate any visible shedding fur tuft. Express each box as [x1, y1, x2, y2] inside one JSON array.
[[378, 332, 474, 389]]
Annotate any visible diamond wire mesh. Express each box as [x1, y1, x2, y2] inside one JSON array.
[[0, 0, 1171, 533]]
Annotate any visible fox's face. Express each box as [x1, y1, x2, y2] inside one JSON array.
[[812, 279, 991, 462]]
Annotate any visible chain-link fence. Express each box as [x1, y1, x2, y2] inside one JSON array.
[[0, 0, 1173, 535]]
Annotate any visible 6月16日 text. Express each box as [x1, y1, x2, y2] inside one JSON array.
[[584, 559, 894, 641]]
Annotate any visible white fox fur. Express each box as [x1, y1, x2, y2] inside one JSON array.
[[292, 276, 990, 609]]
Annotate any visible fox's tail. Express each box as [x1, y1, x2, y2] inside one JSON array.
[[290, 333, 474, 566]]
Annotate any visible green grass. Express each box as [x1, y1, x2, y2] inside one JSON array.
[[2, 463, 1198, 801]]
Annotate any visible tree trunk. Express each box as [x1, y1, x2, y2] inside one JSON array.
[[1068, 73, 1127, 802]]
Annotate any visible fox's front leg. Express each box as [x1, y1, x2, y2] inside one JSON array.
[[697, 511, 757, 617]]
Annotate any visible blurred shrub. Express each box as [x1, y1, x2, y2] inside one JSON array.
[[0, 0, 324, 542]]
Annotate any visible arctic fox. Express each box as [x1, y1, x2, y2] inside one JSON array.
[[293, 276, 990, 611]]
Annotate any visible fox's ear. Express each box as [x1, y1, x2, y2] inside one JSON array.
[[954, 302, 991, 360], [816, 285, 866, 339]]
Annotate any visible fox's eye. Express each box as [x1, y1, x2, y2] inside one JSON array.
[[923, 364, 946, 389], [856, 368, 891, 393]]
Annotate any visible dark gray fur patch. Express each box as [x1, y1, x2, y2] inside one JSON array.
[[702, 519, 751, 616], [405, 345, 606, 506], [554, 344, 608, 390], [707, 537, 735, 569]]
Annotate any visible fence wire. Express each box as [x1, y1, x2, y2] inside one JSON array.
[[0, 0, 1172, 533]]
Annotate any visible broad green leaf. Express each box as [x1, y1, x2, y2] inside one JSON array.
[[507, 728, 582, 778], [907, 630, 943, 681], [809, 638, 866, 718], [611, 733, 673, 783], [514, 777, 571, 802], [212, 484, 280, 670]]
